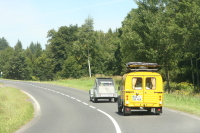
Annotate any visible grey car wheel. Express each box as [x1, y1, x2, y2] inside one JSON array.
[[94, 98, 97, 103]]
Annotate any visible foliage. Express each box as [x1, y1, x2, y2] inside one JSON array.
[[1, 1, 200, 92], [164, 81, 194, 94], [0, 37, 9, 50], [120, 0, 200, 92], [34, 54, 54, 81]]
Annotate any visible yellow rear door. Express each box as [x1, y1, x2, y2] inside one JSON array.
[[143, 75, 163, 107], [129, 76, 144, 106]]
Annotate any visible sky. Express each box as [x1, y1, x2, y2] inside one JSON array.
[[0, 0, 138, 49]]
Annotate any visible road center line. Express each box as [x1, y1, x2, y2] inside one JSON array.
[[76, 99, 81, 102], [82, 102, 88, 105], [89, 105, 96, 109]]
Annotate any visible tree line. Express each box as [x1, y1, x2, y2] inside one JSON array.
[[0, 0, 200, 92]]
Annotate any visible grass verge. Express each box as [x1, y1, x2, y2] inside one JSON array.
[[45, 77, 200, 117], [0, 85, 34, 133], [164, 93, 200, 116]]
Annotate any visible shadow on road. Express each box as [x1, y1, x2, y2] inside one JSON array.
[[116, 111, 161, 116], [89, 99, 117, 103]]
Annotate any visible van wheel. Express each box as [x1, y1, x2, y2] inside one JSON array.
[[123, 106, 131, 116], [118, 106, 122, 113], [123, 106, 127, 116]]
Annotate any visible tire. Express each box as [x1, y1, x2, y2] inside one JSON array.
[[94, 98, 97, 103], [114, 98, 118, 102], [89, 91, 92, 101], [118, 106, 122, 113], [123, 106, 131, 116], [90, 96, 92, 101], [123, 106, 127, 116], [117, 95, 122, 113], [109, 98, 112, 102]]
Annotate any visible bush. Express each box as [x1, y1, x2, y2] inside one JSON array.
[[164, 82, 194, 95]]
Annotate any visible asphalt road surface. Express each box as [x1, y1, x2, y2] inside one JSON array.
[[1, 79, 200, 133]]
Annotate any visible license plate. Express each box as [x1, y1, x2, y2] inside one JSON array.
[[132, 95, 142, 101], [100, 94, 113, 97]]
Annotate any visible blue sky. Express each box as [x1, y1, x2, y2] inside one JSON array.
[[0, 0, 137, 49]]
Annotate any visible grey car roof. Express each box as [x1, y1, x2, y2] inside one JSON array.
[[96, 78, 113, 82]]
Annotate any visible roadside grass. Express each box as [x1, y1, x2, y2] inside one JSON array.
[[45, 76, 122, 91], [45, 77, 200, 117], [46, 77, 96, 91], [0, 86, 34, 133], [164, 93, 200, 116]]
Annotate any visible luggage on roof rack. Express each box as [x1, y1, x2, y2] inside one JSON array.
[[126, 62, 160, 72]]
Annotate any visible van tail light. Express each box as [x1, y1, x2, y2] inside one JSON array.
[[159, 95, 162, 101], [126, 95, 128, 100]]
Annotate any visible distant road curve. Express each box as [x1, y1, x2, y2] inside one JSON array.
[[1, 79, 200, 133], [1, 80, 120, 133]]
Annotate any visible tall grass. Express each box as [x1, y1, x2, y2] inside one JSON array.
[[0, 86, 34, 133], [46, 76, 122, 91], [47, 77, 96, 91]]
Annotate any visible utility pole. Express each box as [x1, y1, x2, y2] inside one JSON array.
[[196, 58, 200, 88], [88, 47, 91, 78]]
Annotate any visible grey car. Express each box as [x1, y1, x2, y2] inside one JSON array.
[[89, 78, 118, 102]]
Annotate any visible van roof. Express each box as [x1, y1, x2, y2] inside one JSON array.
[[96, 77, 112, 79]]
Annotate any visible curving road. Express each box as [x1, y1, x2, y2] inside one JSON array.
[[1, 80, 200, 133]]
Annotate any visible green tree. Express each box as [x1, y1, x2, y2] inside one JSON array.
[[14, 40, 23, 51], [28, 42, 43, 57], [46, 25, 79, 73], [61, 56, 82, 78], [34, 54, 54, 81], [5, 51, 32, 80], [0, 37, 9, 50], [0, 47, 14, 78]]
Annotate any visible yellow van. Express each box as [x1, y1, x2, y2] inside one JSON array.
[[118, 62, 163, 115]]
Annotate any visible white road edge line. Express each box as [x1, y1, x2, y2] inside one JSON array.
[[168, 108, 200, 121], [15, 91, 41, 133], [97, 109, 121, 133]]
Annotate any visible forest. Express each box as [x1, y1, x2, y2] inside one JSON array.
[[0, 0, 200, 93]]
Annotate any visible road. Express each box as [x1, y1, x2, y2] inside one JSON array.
[[1, 79, 200, 133]]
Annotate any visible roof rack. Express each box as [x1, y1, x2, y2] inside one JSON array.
[[126, 62, 160, 72]]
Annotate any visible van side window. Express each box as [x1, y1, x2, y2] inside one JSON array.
[[146, 77, 156, 90], [132, 77, 142, 90]]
